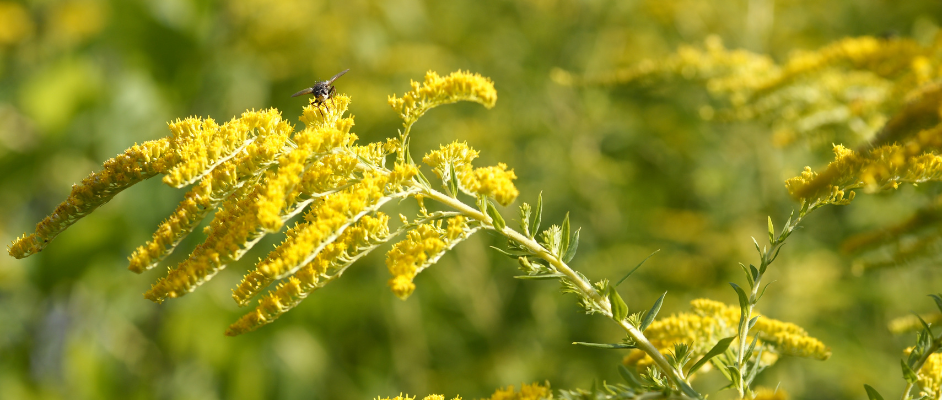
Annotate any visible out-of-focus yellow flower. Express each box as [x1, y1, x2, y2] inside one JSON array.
[[752, 387, 787, 400], [484, 382, 552, 400], [625, 298, 830, 372], [0, 2, 34, 46], [389, 71, 497, 125], [374, 394, 461, 400], [48, 0, 107, 46]]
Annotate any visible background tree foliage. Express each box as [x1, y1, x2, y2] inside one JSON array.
[[1, 0, 940, 399]]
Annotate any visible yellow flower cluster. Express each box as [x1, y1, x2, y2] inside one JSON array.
[[888, 313, 942, 335], [917, 352, 942, 398], [386, 216, 473, 300], [786, 144, 942, 206], [142, 107, 359, 304], [232, 170, 406, 306], [226, 213, 391, 336], [423, 142, 519, 205], [625, 298, 830, 372], [388, 71, 497, 125], [128, 109, 294, 273], [9, 138, 174, 258]]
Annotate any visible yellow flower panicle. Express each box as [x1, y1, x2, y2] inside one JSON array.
[[786, 144, 942, 205], [626, 299, 830, 371], [388, 70, 497, 125], [386, 216, 474, 300], [226, 213, 391, 336], [128, 110, 293, 273], [8, 138, 174, 259], [144, 103, 356, 304], [888, 313, 942, 335], [423, 141, 481, 178], [231, 171, 399, 306], [375, 395, 461, 400], [300, 94, 353, 129]]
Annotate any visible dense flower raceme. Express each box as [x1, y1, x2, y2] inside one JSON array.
[[8, 71, 523, 336], [623, 299, 830, 373], [375, 382, 551, 400]]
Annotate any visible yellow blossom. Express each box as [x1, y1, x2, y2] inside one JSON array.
[[463, 163, 520, 206], [752, 387, 788, 400], [388, 71, 497, 125], [484, 382, 552, 400], [385, 216, 477, 300]]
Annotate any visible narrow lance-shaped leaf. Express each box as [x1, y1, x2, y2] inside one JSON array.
[[560, 212, 571, 257], [738, 262, 754, 287], [563, 228, 580, 263], [532, 192, 542, 238], [730, 282, 750, 309], [930, 294, 942, 314], [640, 291, 667, 331], [616, 249, 660, 287], [514, 274, 566, 280], [863, 384, 885, 400], [768, 216, 775, 245], [617, 365, 643, 389], [447, 162, 459, 197], [609, 286, 629, 321], [486, 200, 506, 231], [688, 336, 735, 376], [573, 341, 637, 349]]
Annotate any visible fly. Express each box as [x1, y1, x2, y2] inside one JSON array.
[[291, 68, 350, 104]]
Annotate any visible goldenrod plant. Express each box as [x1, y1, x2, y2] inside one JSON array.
[[558, 32, 942, 399]]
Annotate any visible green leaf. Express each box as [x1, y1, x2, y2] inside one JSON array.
[[486, 200, 506, 231], [749, 264, 759, 283], [616, 249, 660, 287], [930, 294, 942, 315], [916, 313, 934, 336], [640, 292, 667, 332], [743, 333, 759, 365], [902, 359, 919, 384], [768, 216, 774, 245], [752, 236, 761, 255], [748, 316, 759, 331], [573, 341, 636, 349], [514, 274, 566, 280], [730, 282, 750, 309], [532, 192, 543, 238], [560, 212, 571, 257], [617, 365, 643, 389], [414, 167, 432, 189], [738, 263, 754, 287], [448, 163, 459, 197], [563, 228, 580, 263], [609, 286, 629, 321], [726, 365, 742, 388], [757, 280, 776, 302], [688, 336, 735, 376], [489, 246, 530, 258], [863, 385, 885, 400]]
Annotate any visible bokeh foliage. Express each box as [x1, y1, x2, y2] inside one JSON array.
[[1, 0, 941, 399]]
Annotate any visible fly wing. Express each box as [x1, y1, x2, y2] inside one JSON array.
[[326, 68, 350, 84], [291, 87, 314, 97]]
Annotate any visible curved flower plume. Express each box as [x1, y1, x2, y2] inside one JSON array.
[[386, 215, 477, 300], [388, 70, 497, 126], [423, 141, 520, 206]]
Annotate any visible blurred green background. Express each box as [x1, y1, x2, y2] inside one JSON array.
[[1, 0, 941, 399]]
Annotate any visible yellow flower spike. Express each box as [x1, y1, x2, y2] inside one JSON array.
[[787, 144, 942, 206], [385, 216, 479, 300], [388, 71, 497, 125], [227, 213, 391, 335], [484, 382, 552, 400], [232, 172, 399, 306], [915, 351, 942, 398], [772, 332, 831, 360], [464, 163, 520, 206], [299, 94, 352, 129], [9, 138, 174, 259], [128, 113, 294, 273]]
